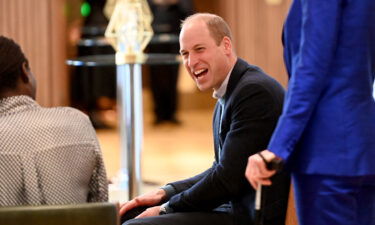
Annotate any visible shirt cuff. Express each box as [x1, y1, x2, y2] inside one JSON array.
[[159, 202, 174, 215], [160, 184, 177, 201]]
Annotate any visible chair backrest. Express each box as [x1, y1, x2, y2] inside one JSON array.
[[0, 202, 119, 225]]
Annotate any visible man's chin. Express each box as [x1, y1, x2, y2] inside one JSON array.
[[196, 84, 210, 92]]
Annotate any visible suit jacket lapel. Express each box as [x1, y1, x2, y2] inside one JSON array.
[[224, 58, 251, 101]]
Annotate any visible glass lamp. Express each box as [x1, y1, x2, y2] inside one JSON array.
[[105, 0, 153, 201], [105, 0, 153, 64]]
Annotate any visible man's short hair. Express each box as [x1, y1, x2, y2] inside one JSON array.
[[0, 36, 28, 93], [181, 13, 233, 46]]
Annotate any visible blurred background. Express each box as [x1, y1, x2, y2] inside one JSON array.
[[0, 0, 293, 217]]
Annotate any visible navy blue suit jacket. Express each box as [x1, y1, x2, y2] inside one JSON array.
[[268, 0, 375, 176], [167, 59, 290, 225]]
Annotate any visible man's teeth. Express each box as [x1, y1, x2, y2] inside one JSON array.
[[194, 69, 206, 75]]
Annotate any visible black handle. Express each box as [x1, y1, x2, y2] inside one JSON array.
[[266, 157, 284, 171]]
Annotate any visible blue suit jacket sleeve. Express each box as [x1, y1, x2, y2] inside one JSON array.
[[268, 0, 343, 161]]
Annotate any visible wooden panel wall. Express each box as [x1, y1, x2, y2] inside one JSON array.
[[0, 0, 68, 107], [215, 0, 291, 87], [286, 186, 299, 225]]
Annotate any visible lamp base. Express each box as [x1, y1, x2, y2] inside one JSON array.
[[108, 169, 130, 203], [116, 52, 145, 64]]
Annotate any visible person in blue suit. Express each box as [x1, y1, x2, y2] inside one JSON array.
[[245, 0, 375, 225]]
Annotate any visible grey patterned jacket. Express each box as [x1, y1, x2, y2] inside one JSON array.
[[0, 95, 108, 206]]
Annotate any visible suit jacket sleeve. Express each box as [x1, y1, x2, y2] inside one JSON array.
[[167, 165, 214, 194], [268, 0, 343, 161], [168, 83, 281, 211]]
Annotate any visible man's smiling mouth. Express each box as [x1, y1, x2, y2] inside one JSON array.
[[194, 69, 208, 78]]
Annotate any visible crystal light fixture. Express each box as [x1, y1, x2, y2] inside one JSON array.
[[105, 0, 153, 64]]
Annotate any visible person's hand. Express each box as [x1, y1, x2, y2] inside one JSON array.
[[135, 206, 161, 219], [245, 150, 277, 190], [119, 189, 166, 216]]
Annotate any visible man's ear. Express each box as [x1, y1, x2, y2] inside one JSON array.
[[222, 36, 232, 53], [20, 61, 30, 83]]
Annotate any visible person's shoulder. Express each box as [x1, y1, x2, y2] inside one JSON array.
[[229, 59, 285, 102], [233, 58, 268, 83], [42, 106, 96, 132], [45, 106, 90, 121], [238, 63, 283, 92]]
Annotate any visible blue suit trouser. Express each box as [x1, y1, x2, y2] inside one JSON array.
[[293, 173, 375, 225]]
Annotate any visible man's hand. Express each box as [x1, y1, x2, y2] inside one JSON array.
[[245, 150, 277, 190], [135, 206, 161, 219], [119, 188, 166, 216]]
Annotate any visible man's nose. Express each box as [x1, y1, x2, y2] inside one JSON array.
[[187, 54, 198, 68]]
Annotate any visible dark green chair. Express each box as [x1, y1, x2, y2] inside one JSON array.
[[0, 202, 119, 225]]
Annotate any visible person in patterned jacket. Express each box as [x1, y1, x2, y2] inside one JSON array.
[[0, 36, 108, 206]]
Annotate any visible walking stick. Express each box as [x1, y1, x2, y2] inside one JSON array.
[[254, 156, 284, 225]]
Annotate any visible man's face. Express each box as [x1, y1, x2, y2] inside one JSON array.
[[179, 20, 231, 91]]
